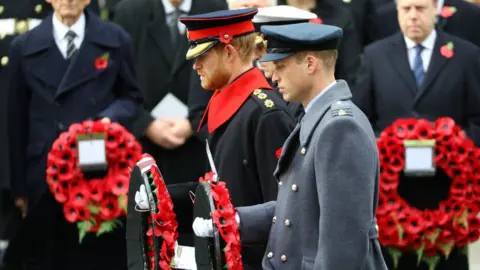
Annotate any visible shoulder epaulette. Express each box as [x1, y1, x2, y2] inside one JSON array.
[[330, 100, 353, 117], [252, 88, 275, 108]]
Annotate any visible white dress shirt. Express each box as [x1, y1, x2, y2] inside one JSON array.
[[52, 13, 86, 59], [404, 30, 437, 73], [162, 0, 192, 34], [304, 80, 337, 114]]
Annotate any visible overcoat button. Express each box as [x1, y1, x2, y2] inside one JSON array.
[[267, 252, 273, 259], [1, 56, 8, 66], [242, 159, 248, 165], [300, 147, 306, 155], [291, 184, 298, 192], [35, 4, 42, 13], [272, 216, 276, 223], [281, 255, 287, 262], [278, 181, 282, 186], [285, 219, 291, 227], [375, 224, 379, 232], [90, 97, 96, 105], [57, 122, 65, 131]]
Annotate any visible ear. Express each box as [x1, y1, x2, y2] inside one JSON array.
[[223, 44, 237, 63], [306, 54, 318, 74]]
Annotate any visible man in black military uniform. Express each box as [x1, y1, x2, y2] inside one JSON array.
[[180, 8, 295, 269], [113, 0, 227, 247]]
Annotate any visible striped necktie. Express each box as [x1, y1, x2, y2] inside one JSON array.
[[65, 30, 77, 60], [412, 44, 425, 88]]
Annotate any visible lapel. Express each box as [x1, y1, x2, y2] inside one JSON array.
[[299, 80, 353, 147], [273, 124, 300, 179], [24, 13, 62, 100], [414, 31, 450, 105], [170, 31, 189, 77], [53, 11, 122, 99], [388, 33, 417, 96], [147, 0, 175, 65]]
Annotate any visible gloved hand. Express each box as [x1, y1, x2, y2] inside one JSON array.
[[192, 217, 214, 237], [134, 184, 150, 210]]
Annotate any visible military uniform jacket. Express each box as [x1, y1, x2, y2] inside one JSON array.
[[236, 81, 387, 270], [203, 68, 295, 268]]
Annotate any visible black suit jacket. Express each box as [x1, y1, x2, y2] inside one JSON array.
[[113, 0, 226, 184], [341, 0, 377, 47], [352, 31, 480, 144], [371, 0, 480, 48]]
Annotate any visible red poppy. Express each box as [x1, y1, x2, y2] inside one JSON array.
[[88, 179, 105, 202], [275, 147, 283, 159], [309, 18, 323, 24], [404, 213, 424, 234], [70, 185, 90, 207], [413, 119, 433, 139], [441, 44, 455, 59], [108, 172, 129, 196], [440, 6, 457, 19], [95, 57, 108, 70], [63, 202, 80, 223], [100, 196, 121, 220]]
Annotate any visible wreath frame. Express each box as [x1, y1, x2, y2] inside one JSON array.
[[142, 160, 179, 270], [376, 117, 480, 270], [46, 120, 142, 243], [199, 172, 243, 270]]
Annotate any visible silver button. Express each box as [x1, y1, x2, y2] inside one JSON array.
[[375, 224, 379, 232], [273, 216, 276, 223], [278, 181, 282, 186], [267, 252, 273, 259], [292, 184, 298, 192], [281, 255, 287, 262], [1, 56, 8, 66], [285, 219, 291, 227], [300, 147, 306, 155]]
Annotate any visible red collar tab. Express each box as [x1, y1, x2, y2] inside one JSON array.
[[197, 68, 273, 133], [187, 20, 255, 44]]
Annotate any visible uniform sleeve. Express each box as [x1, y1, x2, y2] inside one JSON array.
[[352, 52, 377, 127], [6, 37, 29, 197], [465, 47, 480, 146], [97, 30, 144, 124], [236, 201, 276, 246], [254, 109, 294, 201], [314, 117, 377, 270]]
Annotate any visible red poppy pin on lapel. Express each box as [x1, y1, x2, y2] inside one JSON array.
[[95, 52, 109, 70], [275, 147, 283, 159], [440, 6, 457, 19], [440, 42, 454, 59]]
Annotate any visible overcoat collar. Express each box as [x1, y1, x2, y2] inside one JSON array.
[[299, 80, 352, 147], [24, 10, 122, 99]]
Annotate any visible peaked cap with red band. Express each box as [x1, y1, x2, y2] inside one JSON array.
[[179, 8, 258, 60]]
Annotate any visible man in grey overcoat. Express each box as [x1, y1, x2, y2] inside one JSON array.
[[193, 22, 388, 270]]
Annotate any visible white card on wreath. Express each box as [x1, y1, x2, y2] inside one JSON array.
[[171, 242, 197, 270], [404, 140, 436, 174], [77, 139, 107, 166], [150, 93, 188, 119]]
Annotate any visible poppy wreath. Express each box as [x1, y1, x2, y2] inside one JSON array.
[[46, 120, 142, 243], [142, 159, 179, 270], [199, 172, 243, 270], [376, 117, 480, 270]]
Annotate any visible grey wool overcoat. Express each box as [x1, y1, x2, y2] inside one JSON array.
[[236, 80, 388, 270]]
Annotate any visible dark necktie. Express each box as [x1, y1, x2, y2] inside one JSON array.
[[169, 9, 182, 46], [65, 30, 78, 60], [412, 44, 425, 88]]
